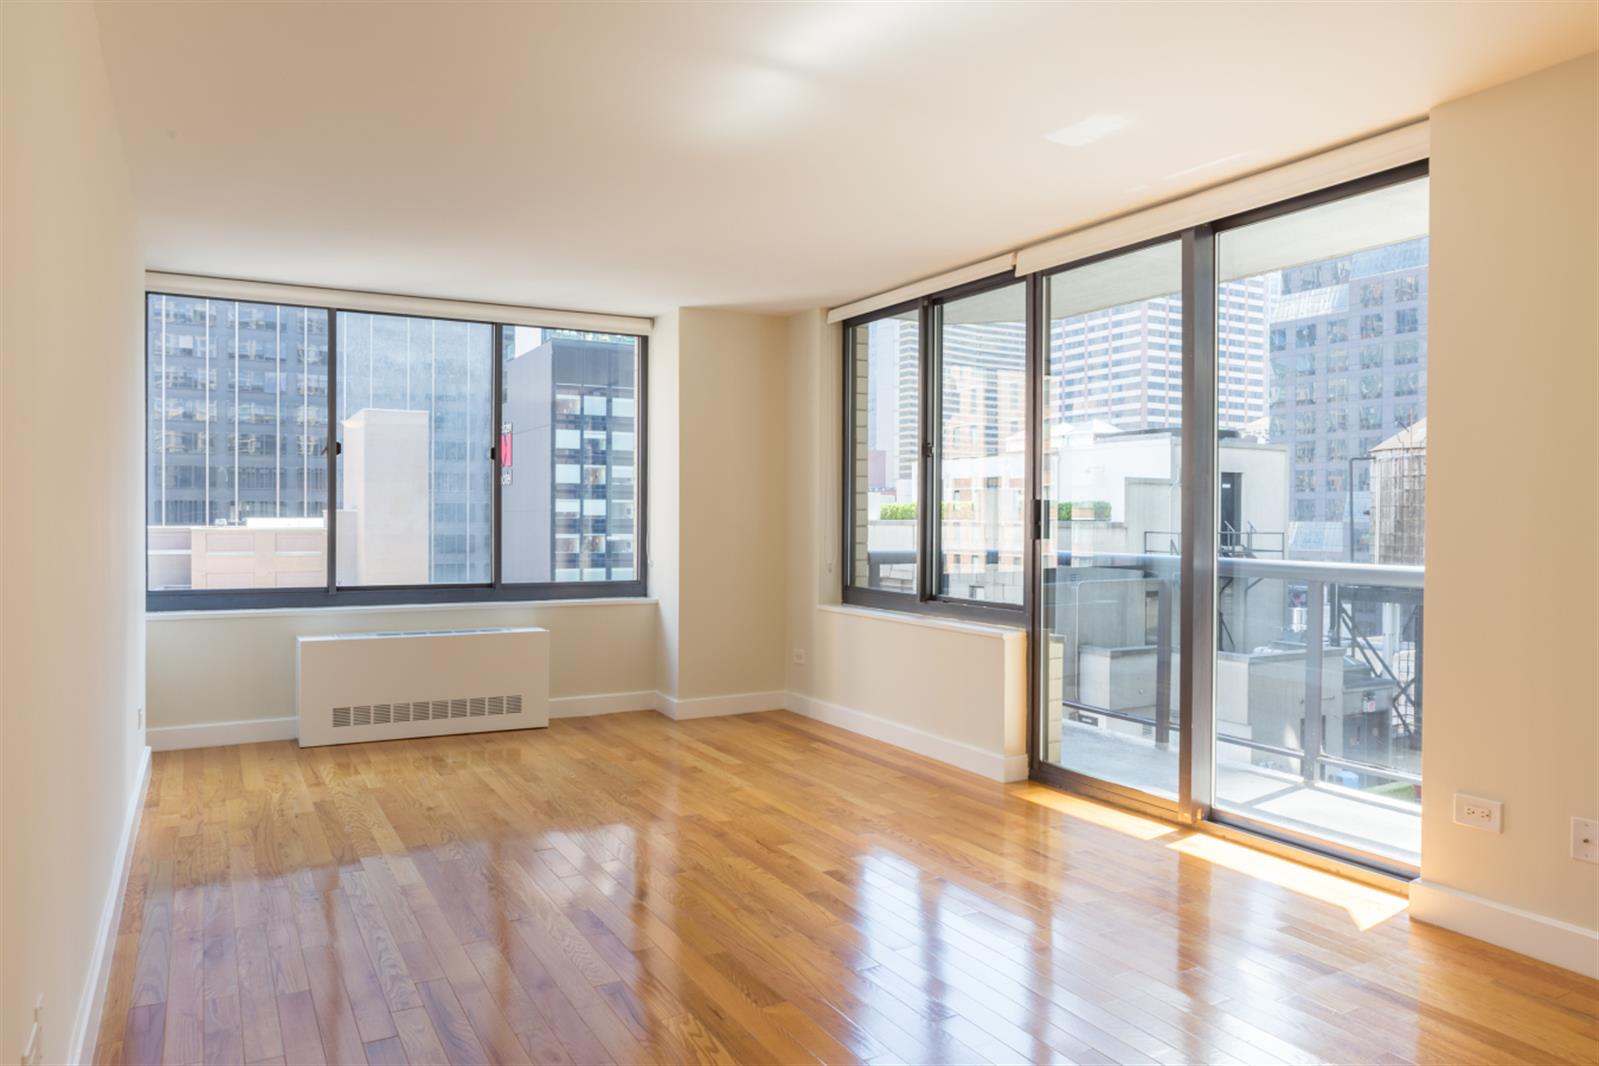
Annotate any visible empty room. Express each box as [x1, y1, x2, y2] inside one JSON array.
[[3, 1, 1598, 1064]]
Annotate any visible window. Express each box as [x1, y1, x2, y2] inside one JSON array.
[[146, 295, 329, 591], [501, 326, 640, 584], [1395, 307, 1420, 334], [846, 308, 920, 595], [337, 312, 494, 586], [937, 281, 1026, 604], [147, 290, 646, 607]]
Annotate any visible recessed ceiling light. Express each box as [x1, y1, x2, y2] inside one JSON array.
[[1045, 114, 1130, 148]]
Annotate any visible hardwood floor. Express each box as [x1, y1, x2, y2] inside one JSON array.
[[94, 710, 1598, 1065]]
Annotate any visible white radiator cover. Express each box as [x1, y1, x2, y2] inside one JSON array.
[[296, 627, 549, 747]]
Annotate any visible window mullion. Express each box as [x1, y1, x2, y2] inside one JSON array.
[[492, 324, 504, 591], [1179, 224, 1217, 825], [918, 298, 938, 603], [325, 306, 339, 595]]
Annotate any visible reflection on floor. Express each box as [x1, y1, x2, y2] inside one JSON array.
[[1055, 720, 1421, 862], [94, 710, 1590, 1065]]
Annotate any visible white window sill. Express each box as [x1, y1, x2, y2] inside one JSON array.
[[818, 602, 1025, 641]]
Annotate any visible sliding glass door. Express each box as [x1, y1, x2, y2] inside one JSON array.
[[1029, 166, 1428, 871], [1208, 176, 1428, 867], [1035, 241, 1185, 802]]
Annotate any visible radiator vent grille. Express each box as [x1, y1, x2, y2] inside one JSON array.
[[331, 693, 525, 730]]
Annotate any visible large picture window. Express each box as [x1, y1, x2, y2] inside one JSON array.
[[145, 289, 646, 609]]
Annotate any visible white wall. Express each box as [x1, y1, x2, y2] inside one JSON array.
[[783, 310, 1030, 780], [1, 4, 148, 1062], [1414, 52, 1598, 972]]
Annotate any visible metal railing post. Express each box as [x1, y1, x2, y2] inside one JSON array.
[[1155, 575, 1173, 748], [1302, 578, 1325, 785]]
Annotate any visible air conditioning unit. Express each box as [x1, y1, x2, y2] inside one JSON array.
[[296, 627, 549, 747]]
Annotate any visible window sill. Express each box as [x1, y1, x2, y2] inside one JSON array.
[[147, 596, 657, 622], [819, 602, 1025, 640]]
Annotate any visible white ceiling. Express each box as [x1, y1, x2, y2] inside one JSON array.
[[95, 1, 1597, 317]]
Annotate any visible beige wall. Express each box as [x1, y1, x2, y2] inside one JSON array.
[[1, 4, 147, 1061], [782, 310, 1030, 778], [648, 311, 682, 698], [665, 309, 790, 701], [1422, 54, 1598, 932], [148, 601, 659, 730]]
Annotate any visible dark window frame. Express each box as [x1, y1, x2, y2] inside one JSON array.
[[840, 276, 1032, 627], [146, 291, 648, 612]]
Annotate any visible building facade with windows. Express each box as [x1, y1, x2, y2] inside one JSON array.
[[1263, 237, 1429, 559]]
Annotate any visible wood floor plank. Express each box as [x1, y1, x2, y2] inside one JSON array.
[[89, 711, 1598, 1066]]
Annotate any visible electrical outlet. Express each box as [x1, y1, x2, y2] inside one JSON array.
[[1573, 817, 1599, 864], [792, 648, 807, 666], [137, 705, 144, 729], [1453, 793, 1502, 832]]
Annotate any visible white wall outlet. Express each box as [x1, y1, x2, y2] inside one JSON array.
[[137, 705, 144, 728], [1453, 793, 1502, 832], [792, 647, 807, 666], [1572, 817, 1598, 864]]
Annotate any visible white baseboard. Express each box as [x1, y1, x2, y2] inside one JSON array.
[[68, 745, 151, 1065], [549, 690, 659, 718], [143, 691, 1026, 795], [145, 687, 761, 747], [659, 690, 788, 721], [784, 692, 1026, 783], [1410, 880, 1599, 978], [148, 715, 298, 751]]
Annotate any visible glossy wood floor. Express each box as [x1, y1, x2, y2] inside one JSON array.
[[95, 710, 1598, 1065]]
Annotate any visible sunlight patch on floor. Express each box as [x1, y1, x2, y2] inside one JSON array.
[[1011, 783, 1179, 841], [1166, 832, 1408, 930]]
